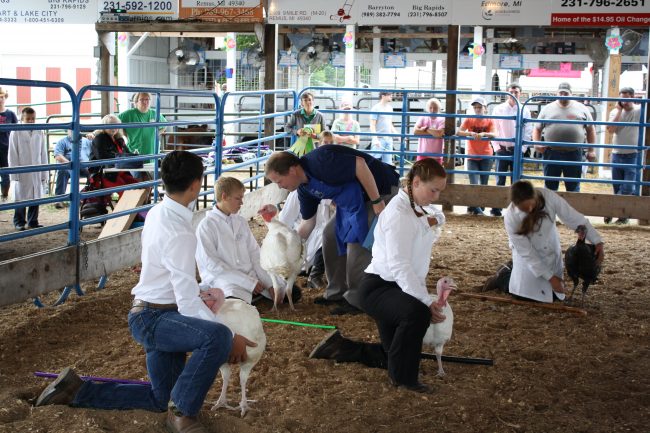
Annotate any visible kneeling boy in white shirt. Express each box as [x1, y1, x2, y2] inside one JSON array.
[[196, 176, 300, 305]]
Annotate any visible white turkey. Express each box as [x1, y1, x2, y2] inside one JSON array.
[[204, 295, 267, 417], [258, 203, 304, 311], [423, 276, 457, 377]]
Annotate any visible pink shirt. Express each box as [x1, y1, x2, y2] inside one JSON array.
[[415, 115, 445, 162]]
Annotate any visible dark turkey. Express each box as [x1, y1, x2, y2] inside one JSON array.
[[482, 261, 513, 294], [564, 225, 601, 306]]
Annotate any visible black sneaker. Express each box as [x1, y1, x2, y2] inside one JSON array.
[[309, 330, 343, 359], [615, 218, 629, 225], [604, 217, 613, 224], [330, 302, 362, 316], [490, 209, 502, 217], [389, 378, 434, 394], [314, 296, 343, 306]]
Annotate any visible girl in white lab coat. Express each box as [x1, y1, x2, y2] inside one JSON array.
[[504, 180, 604, 303]]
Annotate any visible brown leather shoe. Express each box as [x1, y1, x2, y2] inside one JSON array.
[[35, 367, 83, 406], [166, 409, 209, 433]]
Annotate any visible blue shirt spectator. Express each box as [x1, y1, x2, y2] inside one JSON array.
[[53, 132, 92, 201]]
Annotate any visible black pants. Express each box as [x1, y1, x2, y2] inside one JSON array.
[[14, 205, 39, 228], [353, 273, 431, 386], [309, 247, 325, 278]]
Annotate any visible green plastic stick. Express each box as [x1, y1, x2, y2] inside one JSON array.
[[261, 318, 336, 330]]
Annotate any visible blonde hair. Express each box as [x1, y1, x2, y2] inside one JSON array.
[[215, 176, 245, 202], [96, 114, 123, 137], [321, 130, 334, 144], [426, 98, 442, 112], [0, 87, 8, 98]]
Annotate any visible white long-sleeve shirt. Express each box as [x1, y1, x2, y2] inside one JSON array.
[[196, 206, 273, 303], [504, 188, 602, 303], [492, 101, 533, 151], [365, 189, 445, 307], [131, 197, 225, 325], [8, 128, 48, 201]]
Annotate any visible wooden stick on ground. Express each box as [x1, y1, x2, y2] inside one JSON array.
[[458, 292, 588, 317]]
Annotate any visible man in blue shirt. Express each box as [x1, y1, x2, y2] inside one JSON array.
[[53, 131, 92, 208], [265, 145, 399, 315]]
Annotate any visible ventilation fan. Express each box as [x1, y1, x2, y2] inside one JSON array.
[[620, 29, 642, 56], [167, 46, 201, 75], [297, 41, 331, 71], [241, 47, 265, 69], [586, 39, 608, 67]]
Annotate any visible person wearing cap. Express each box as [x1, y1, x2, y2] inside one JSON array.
[[331, 101, 361, 148], [490, 83, 533, 217], [604, 87, 642, 224], [369, 92, 398, 164], [458, 96, 496, 215], [532, 82, 596, 192]]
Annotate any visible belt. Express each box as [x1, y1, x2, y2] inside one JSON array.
[[130, 299, 177, 314]]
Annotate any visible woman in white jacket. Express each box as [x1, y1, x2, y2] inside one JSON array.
[[504, 180, 604, 303]]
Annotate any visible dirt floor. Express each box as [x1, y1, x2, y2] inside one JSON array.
[[0, 205, 649, 433]]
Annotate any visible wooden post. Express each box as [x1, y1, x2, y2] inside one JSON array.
[[640, 47, 650, 226], [443, 25, 459, 213], [263, 21, 276, 150], [602, 54, 621, 174], [98, 31, 112, 117]]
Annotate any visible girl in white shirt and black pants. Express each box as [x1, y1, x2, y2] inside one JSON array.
[[310, 159, 448, 393]]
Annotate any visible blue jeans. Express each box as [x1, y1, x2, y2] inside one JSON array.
[[72, 308, 232, 416], [467, 158, 493, 213], [543, 149, 582, 192], [467, 158, 494, 186], [55, 168, 90, 196], [611, 153, 637, 196], [495, 148, 514, 187], [371, 137, 394, 164]]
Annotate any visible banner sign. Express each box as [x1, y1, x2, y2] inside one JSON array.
[[0, 0, 99, 24], [272, 0, 650, 27], [268, 0, 451, 25], [179, 0, 263, 23], [98, 1, 178, 21]]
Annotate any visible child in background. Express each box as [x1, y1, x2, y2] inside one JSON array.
[[0, 87, 18, 201], [414, 98, 445, 163], [458, 97, 496, 215], [8, 107, 48, 231], [320, 130, 335, 145]]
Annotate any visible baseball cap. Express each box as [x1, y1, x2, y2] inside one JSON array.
[[470, 96, 487, 107], [619, 86, 635, 95], [557, 82, 572, 94], [340, 100, 353, 109]]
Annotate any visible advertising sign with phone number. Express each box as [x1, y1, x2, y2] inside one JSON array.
[[551, 0, 650, 27], [0, 0, 99, 24], [98, 0, 179, 21]]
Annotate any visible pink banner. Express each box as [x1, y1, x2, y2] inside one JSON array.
[[528, 62, 581, 78]]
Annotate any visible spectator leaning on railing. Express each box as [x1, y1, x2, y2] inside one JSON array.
[[532, 82, 596, 193], [603, 86, 642, 225]]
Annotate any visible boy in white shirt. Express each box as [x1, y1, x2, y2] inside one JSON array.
[[36, 151, 255, 433], [196, 176, 301, 305], [8, 107, 48, 230]]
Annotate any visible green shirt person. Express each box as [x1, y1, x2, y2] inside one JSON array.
[[118, 92, 167, 156]]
